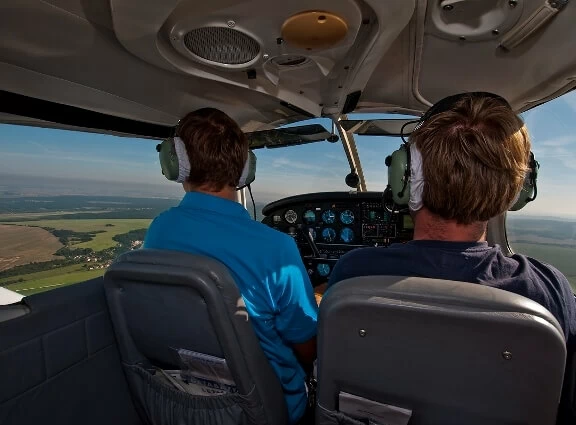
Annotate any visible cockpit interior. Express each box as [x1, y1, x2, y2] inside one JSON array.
[[0, 1, 575, 425]]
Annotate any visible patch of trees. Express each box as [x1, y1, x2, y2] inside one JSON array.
[[1, 277, 25, 285], [1, 210, 161, 222], [55, 247, 94, 257], [0, 259, 76, 281], [42, 228, 104, 245], [0, 195, 179, 215], [113, 229, 147, 247]]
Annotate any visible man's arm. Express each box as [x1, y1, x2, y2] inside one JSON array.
[[274, 237, 319, 372], [292, 338, 317, 376]]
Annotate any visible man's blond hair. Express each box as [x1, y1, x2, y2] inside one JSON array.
[[410, 94, 531, 224]]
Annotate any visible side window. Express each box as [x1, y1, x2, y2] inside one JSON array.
[[507, 93, 576, 292], [0, 124, 179, 298]]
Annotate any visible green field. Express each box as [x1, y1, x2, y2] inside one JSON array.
[[5, 219, 151, 251], [0, 218, 150, 295], [512, 243, 576, 291], [1, 264, 104, 295]]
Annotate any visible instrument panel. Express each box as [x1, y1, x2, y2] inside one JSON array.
[[261, 192, 414, 285]]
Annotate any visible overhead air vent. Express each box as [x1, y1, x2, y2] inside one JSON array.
[[182, 27, 260, 65]]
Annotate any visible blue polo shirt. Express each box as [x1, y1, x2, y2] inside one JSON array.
[[144, 192, 318, 423]]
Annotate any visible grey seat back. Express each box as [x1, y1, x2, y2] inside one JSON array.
[[316, 276, 567, 425], [104, 249, 288, 425], [559, 339, 576, 424]]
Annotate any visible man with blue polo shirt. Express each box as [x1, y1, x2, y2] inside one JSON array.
[[144, 108, 317, 424]]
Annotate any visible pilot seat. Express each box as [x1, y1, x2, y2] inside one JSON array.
[[104, 249, 288, 425]]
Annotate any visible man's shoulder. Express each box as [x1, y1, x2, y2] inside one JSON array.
[[339, 243, 413, 263], [509, 252, 570, 284], [339, 246, 381, 263], [147, 207, 180, 229], [329, 245, 407, 286]]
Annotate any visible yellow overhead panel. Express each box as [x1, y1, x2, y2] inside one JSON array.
[[281, 11, 348, 50]]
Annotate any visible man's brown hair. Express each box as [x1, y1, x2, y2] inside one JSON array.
[[411, 94, 531, 224], [177, 108, 248, 191]]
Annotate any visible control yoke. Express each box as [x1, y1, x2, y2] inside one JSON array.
[[297, 224, 322, 258]]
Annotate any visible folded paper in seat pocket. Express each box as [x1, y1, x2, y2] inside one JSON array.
[[160, 348, 238, 396], [338, 392, 412, 425]]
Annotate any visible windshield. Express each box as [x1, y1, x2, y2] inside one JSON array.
[[507, 92, 576, 292], [250, 114, 416, 203], [250, 118, 350, 203], [352, 113, 417, 191]]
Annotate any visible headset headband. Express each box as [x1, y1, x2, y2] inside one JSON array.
[[386, 91, 537, 212], [156, 137, 256, 189], [420, 92, 512, 124]]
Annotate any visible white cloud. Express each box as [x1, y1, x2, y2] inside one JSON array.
[[270, 157, 319, 171], [533, 141, 576, 171], [538, 136, 576, 147]]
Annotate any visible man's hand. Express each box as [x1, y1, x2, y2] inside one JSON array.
[[314, 282, 328, 306], [292, 337, 317, 375]]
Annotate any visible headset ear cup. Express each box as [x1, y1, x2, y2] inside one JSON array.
[[237, 150, 257, 189], [386, 145, 410, 205], [509, 152, 539, 211], [158, 139, 180, 181]]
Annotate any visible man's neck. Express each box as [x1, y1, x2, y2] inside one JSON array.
[[183, 182, 237, 202], [412, 208, 487, 242]]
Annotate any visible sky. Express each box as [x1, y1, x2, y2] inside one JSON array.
[[1, 92, 576, 218]]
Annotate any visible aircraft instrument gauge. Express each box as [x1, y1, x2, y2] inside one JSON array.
[[340, 210, 355, 224], [284, 209, 298, 224], [322, 209, 336, 224], [317, 263, 331, 277], [303, 210, 316, 224], [322, 227, 336, 242], [340, 227, 355, 243]]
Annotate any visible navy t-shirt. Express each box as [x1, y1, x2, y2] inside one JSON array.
[[328, 240, 576, 344]]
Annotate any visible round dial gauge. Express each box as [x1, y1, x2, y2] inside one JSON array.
[[284, 209, 298, 224], [303, 210, 316, 224], [317, 263, 331, 277], [340, 227, 355, 243], [322, 209, 336, 224], [322, 227, 336, 242], [340, 209, 355, 225]]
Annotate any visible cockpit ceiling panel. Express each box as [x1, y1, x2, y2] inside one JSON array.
[[0, 0, 576, 134], [361, 0, 576, 112], [0, 0, 314, 129], [417, 0, 576, 111]]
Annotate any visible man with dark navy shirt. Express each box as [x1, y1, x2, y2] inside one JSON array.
[[328, 93, 576, 346]]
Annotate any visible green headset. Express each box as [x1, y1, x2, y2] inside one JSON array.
[[385, 92, 539, 212], [156, 137, 257, 189]]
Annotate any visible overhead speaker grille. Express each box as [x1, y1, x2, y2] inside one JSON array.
[[183, 27, 260, 65]]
